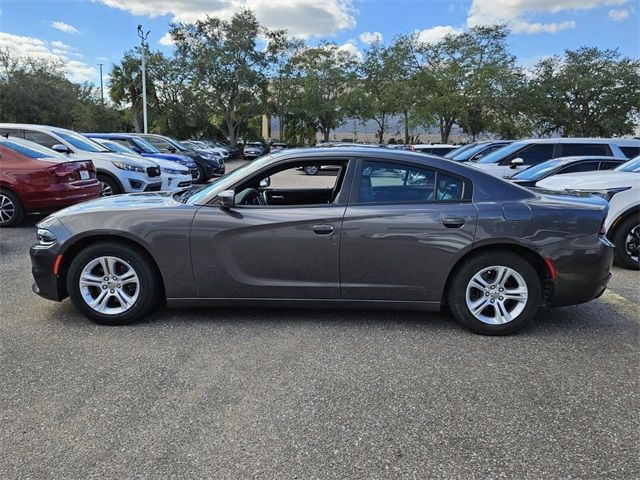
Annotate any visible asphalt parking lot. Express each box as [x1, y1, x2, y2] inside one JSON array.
[[1, 166, 639, 478]]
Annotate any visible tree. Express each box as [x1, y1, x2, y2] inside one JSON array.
[[171, 10, 288, 146], [528, 47, 640, 137], [416, 25, 518, 142], [286, 43, 358, 142]]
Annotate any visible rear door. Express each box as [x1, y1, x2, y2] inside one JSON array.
[[340, 158, 478, 302]]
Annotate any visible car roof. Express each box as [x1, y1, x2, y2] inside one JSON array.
[[509, 137, 640, 146], [0, 123, 77, 135], [412, 144, 457, 148], [541, 155, 626, 164]]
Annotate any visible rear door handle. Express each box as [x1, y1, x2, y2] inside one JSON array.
[[312, 224, 334, 235], [442, 217, 465, 228]]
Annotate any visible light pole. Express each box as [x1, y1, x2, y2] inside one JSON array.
[[137, 25, 150, 134], [98, 63, 104, 104]]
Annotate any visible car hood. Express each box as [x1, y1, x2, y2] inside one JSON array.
[[52, 192, 183, 219], [537, 171, 640, 190], [142, 152, 193, 164], [82, 151, 158, 167]]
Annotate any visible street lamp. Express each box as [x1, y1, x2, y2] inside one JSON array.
[[137, 25, 150, 134]]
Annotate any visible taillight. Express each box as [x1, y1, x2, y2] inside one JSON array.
[[52, 162, 81, 182]]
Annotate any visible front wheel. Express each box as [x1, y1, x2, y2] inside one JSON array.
[[612, 215, 640, 270], [66, 242, 161, 325], [98, 174, 121, 196], [448, 251, 542, 335], [303, 165, 319, 175]]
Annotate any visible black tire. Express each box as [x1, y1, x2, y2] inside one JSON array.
[[448, 251, 542, 335], [303, 165, 319, 175], [66, 241, 161, 325], [612, 215, 640, 270], [97, 174, 121, 196], [0, 189, 25, 227], [194, 165, 207, 183]]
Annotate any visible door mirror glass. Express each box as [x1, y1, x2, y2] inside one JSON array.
[[510, 157, 524, 168], [131, 145, 143, 154], [52, 144, 70, 154], [259, 177, 270, 188], [218, 190, 235, 208], [167, 146, 176, 153]]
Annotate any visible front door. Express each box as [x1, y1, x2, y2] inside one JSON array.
[[340, 159, 478, 302], [190, 158, 353, 299]]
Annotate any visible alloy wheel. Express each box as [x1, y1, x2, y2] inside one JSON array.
[[465, 266, 528, 325], [0, 194, 15, 224], [79, 256, 140, 315], [100, 181, 114, 197], [625, 225, 640, 263]]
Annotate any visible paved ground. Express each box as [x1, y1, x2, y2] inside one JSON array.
[[1, 179, 639, 478]]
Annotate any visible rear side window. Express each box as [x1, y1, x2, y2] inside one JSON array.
[[559, 161, 601, 174], [24, 131, 59, 149], [560, 143, 609, 156], [504, 144, 555, 165], [0, 128, 23, 139], [0, 140, 64, 159], [599, 161, 623, 170], [359, 161, 469, 204], [620, 146, 640, 158]]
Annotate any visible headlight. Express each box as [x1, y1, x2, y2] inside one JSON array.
[[111, 161, 145, 173], [571, 187, 631, 202], [203, 153, 220, 161], [36, 228, 57, 247], [161, 167, 185, 175]]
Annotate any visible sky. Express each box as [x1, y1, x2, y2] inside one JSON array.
[[0, 0, 638, 85]]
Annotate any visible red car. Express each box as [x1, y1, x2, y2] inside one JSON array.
[[0, 138, 101, 227]]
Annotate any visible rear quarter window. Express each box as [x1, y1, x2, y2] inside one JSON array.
[[560, 143, 609, 156]]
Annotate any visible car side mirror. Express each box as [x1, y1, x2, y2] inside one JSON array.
[[52, 144, 71, 154], [259, 177, 270, 188], [131, 146, 143, 154], [218, 190, 235, 209], [510, 157, 524, 168], [167, 147, 176, 153]]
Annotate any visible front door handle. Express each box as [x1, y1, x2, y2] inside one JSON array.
[[312, 224, 334, 235], [442, 217, 465, 228]]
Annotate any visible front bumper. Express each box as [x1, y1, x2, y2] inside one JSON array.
[[30, 243, 65, 302]]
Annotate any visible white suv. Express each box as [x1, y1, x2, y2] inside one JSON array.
[[538, 156, 640, 270], [471, 138, 639, 178], [0, 124, 162, 196]]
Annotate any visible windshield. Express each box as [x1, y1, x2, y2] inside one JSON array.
[[1, 139, 66, 159], [475, 142, 524, 164], [131, 137, 160, 154], [54, 130, 110, 153], [614, 156, 640, 172], [184, 154, 279, 204], [444, 143, 475, 159], [512, 159, 563, 180], [165, 137, 188, 152], [100, 140, 138, 155]]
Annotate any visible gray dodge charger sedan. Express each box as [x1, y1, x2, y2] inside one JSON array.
[[30, 147, 614, 335]]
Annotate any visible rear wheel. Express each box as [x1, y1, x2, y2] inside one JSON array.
[[612, 215, 640, 270], [66, 242, 160, 325], [303, 165, 319, 175], [448, 251, 542, 335], [98, 174, 121, 196], [0, 190, 24, 227]]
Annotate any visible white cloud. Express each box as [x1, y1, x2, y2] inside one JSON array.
[[358, 31, 383, 44], [0, 32, 97, 82], [467, 0, 628, 34], [159, 32, 175, 46], [608, 8, 630, 20], [51, 21, 80, 34], [416, 25, 462, 44], [338, 40, 362, 60], [98, 0, 356, 38]]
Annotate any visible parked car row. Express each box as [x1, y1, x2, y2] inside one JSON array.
[[0, 124, 229, 227]]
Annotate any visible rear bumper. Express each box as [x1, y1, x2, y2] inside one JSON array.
[[544, 234, 614, 307], [23, 183, 102, 213]]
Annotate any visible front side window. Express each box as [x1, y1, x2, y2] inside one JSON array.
[[359, 161, 466, 204], [620, 146, 640, 158], [503, 144, 555, 166], [24, 131, 59, 149]]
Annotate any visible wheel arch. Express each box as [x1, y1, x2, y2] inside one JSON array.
[[56, 233, 166, 300], [607, 205, 640, 241], [441, 243, 552, 306], [96, 170, 124, 194]]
